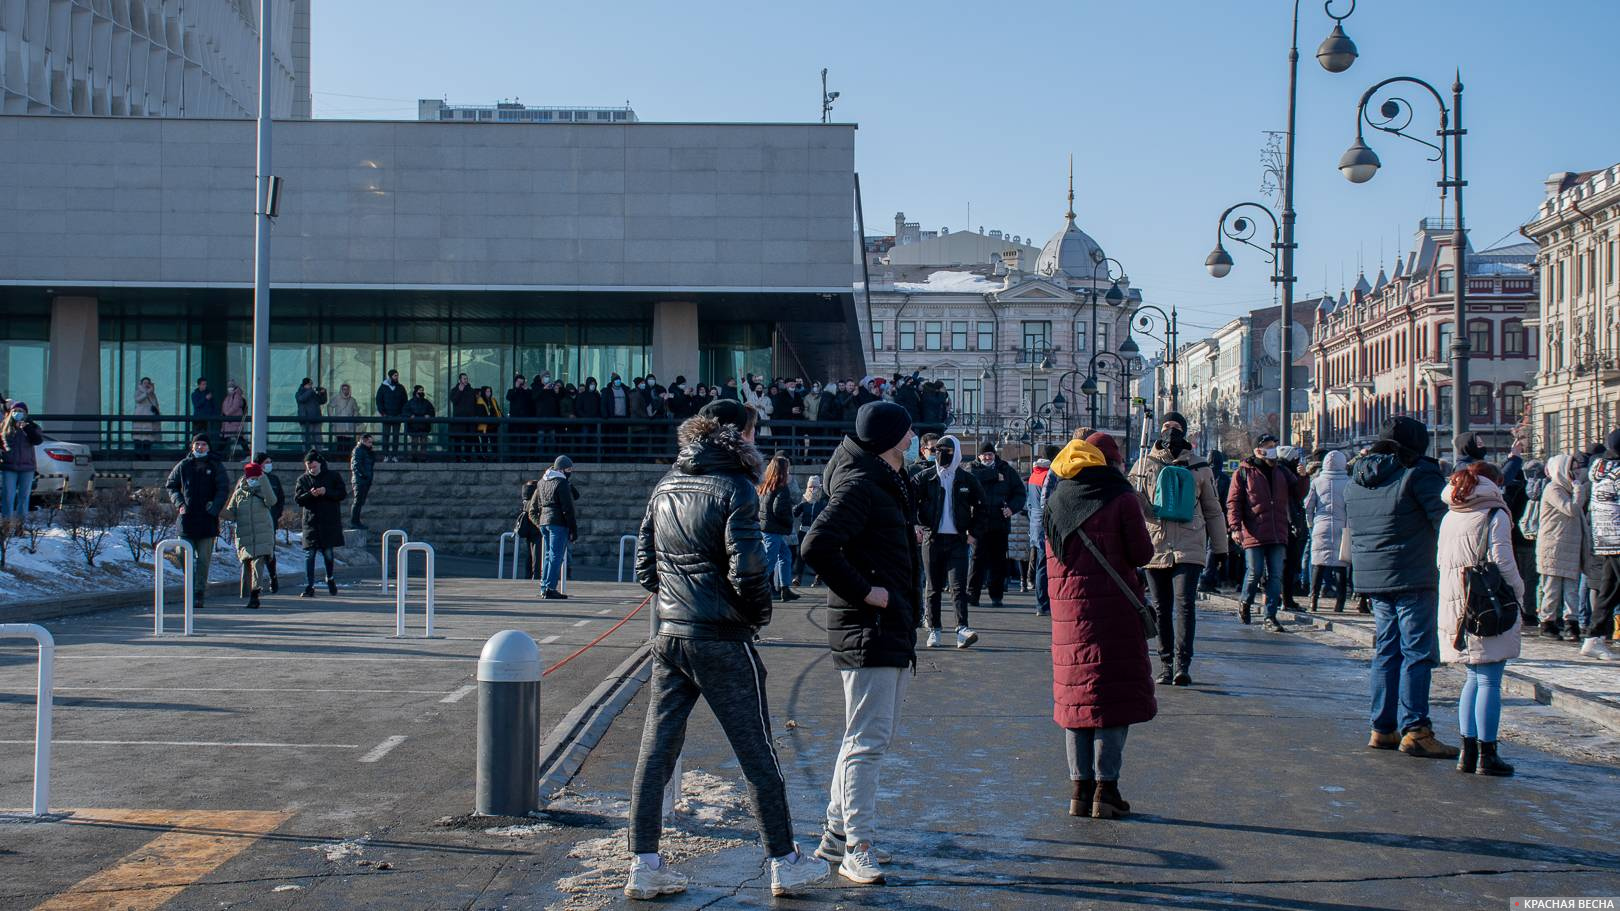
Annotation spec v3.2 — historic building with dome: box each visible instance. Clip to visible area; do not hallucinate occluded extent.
[861,174,1145,436]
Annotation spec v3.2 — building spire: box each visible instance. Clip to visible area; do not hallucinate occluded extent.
[1065,154,1076,223]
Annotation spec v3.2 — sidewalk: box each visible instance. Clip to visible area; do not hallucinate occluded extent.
[1200,590,1620,734]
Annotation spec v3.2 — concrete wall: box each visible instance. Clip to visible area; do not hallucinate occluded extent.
[0,116,857,291]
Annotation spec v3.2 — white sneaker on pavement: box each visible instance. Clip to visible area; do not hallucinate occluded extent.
[1580,637,1618,661]
[925,628,942,649]
[956,626,979,649]
[812,828,892,864]
[770,845,830,896]
[624,856,688,900]
[838,842,886,885]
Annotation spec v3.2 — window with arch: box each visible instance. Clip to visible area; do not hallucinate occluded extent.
[1469,382,1493,422]
[1468,319,1492,356]
[1502,319,1526,356]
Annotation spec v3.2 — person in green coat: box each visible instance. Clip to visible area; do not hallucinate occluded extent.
[223,461,277,609]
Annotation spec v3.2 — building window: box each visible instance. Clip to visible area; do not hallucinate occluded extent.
[977,321,994,351]
[1437,388,1453,426]
[898,321,916,351]
[1098,322,1110,352]
[1576,253,1585,297]
[1020,379,1050,412]
[1075,321,1087,353]
[1609,241,1616,285]
[1502,383,1525,423]
[1503,320,1525,356]
[959,377,981,415]
[1545,411,1562,454]
[1557,261,1565,301]
[871,321,884,352]
[1468,319,1492,356]
[924,321,942,351]
[951,321,968,351]
[1469,382,1492,422]
[1437,269,1454,294]
[1021,321,1051,361]
[1437,322,1453,362]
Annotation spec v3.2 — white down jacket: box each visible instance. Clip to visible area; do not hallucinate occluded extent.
[1438,478,1524,665]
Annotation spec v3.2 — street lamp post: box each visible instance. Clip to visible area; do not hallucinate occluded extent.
[1086,257,1129,428]
[1132,304,1180,413]
[1086,346,1140,463]
[1206,202,1294,439]
[1022,343,1055,427]
[1339,72,1468,447]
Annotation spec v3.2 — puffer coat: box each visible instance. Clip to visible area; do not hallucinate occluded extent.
[1127,445,1226,569]
[1437,478,1523,664]
[636,415,772,640]
[1536,454,1588,579]
[165,453,229,540]
[1225,456,1300,548]
[294,465,348,550]
[1590,454,1620,557]
[1344,448,1447,594]
[1304,450,1350,568]
[223,479,277,560]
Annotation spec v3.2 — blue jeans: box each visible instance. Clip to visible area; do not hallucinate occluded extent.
[1241,544,1286,619]
[1033,534,1051,614]
[1,469,33,519]
[1066,725,1129,781]
[1576,573,1594,633]
[541,524,569,592]
[763,533,793,591]
[1369,590,1440,734]
[1459,660,1506,741]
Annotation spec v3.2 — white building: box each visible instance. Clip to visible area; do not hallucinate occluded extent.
[418,99,638,124]
[0,0,310,118]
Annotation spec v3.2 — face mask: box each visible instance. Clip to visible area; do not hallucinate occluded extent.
[637,382,645,390]
[11,411,24,421]
[247,478,261,488]
[614,379,622,387]
[191,448,207,459]
[1264,448,1279,459]
[262,463,274,473]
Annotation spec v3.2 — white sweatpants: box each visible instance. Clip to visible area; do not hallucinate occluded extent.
[825,666,908,848]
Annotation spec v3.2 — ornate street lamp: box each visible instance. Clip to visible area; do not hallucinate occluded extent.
[1132,303,1180,413]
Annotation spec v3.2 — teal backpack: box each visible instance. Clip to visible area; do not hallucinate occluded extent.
[1152,463,1197,522]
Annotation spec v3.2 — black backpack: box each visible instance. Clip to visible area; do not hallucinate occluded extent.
[1456,507,1518,649]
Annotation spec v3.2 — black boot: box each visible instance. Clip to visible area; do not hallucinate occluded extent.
[1155,668,1174,685]
[1309,594,1320,613]
[1476,741,1514,777]
[780,588,801,602]
[1457,736,1478,774]
[327,576,337,596]
[246,590,261,610]
[1239,601,1253,625]
[268,569,279,595]
[1069,779,1095,817]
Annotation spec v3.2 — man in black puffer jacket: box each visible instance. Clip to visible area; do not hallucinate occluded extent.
[624,399,827,901]
[911,433,986,649]
[801,401,919,884]
[965,441,1027,607]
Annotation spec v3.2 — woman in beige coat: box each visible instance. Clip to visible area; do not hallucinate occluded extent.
[1438,461,1523,777]
[1535,454,1587,637]
[223,461,277,609]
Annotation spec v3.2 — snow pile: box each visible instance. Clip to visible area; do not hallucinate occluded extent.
[892,270,1001,293]
[306,836,368,863]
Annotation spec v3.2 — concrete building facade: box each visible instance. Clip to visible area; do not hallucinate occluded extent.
[1521,164,1620,456]
[418,99,638,124]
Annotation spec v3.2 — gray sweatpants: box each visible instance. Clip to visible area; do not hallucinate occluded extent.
[628,635,794,857]
[825,666,907,848]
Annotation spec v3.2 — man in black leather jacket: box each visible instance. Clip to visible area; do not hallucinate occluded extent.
[965,441,1027,607]
[624,399,827,901]
[911,434,986,648]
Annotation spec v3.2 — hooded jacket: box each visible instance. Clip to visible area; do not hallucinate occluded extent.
[1027,459,1052,543]
[1537,454,1589,578]
[1437,477,1523,664]
[223,478,277,560]
[528,468,579,535]
[294,459,348,550]
[913,435,986,537]
[1344,445,1447,593]
[1127,442,1227,568]
[965,454,1027,527]
[1225,456,1300,548]
[166,451,229,540]
[636,415,771,640]
[801,436,921,670]
[1303,450,1350,568]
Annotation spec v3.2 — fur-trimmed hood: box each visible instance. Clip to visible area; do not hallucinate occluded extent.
[675,414,763,480]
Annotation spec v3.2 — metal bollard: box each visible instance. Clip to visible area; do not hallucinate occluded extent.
[0,624,54,816]
[153,538,195,636]
[475,630,541,817]
[394,542,436,637]
[380,529,408,591]
[497,531,518,580]
[618,534,637,582]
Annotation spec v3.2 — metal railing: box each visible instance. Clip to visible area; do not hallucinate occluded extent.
[380,529,408,592]
[394,541,437,638]
[153,538,195,636]
[0,624,54,817]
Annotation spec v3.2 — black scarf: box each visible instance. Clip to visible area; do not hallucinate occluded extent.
[1043,465,1133,551]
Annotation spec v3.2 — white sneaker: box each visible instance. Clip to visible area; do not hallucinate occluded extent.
[812,828,893,864]
[925,628,942,648]
[1580,637,1618,661]
[624,856,688,900]
[956,626,979,649]
[770,845,830,896]
[838,842,886,885]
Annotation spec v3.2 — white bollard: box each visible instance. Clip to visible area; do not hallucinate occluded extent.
[618,534,637,583]
[153,538,195,637]
[380,529,408,591]
[0,624,54,816]
[394,541,436,637]
[497,531,517,580]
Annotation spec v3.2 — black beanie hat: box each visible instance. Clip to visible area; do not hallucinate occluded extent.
[698,398,749,430]
[1379,415,1430,457]
[1454,431,1486,460]
[979,440,997,455]
[854,401,911,453]
[1607,428,1620,459]
[304,449,325,464]
[191,433,210,445]
[1162,411,1188,431]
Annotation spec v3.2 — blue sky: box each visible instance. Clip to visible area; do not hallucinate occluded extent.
[311,0,1618,353]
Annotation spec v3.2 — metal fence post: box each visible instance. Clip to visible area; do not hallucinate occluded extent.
[475,630,541,817]
[153,538,195,637]
[618,534,637,583]
[380,529,408,591]
[497,531,516,579]
[394,541,436,637]
[0,624,54,817]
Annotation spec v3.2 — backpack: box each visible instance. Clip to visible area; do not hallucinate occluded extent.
[1457,507,1518,650]
[1152,463,1197,522]
[1517,478,1546,540]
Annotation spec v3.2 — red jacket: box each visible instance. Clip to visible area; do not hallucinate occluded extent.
[1044,489,1157,730]
[1225,457,1301,548]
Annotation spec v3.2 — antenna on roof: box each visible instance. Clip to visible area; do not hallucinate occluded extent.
[1066,154,1076,222]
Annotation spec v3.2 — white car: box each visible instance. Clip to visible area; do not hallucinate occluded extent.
[31,435,94,502]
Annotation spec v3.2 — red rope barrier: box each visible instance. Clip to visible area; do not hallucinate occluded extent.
[541,593,654,678]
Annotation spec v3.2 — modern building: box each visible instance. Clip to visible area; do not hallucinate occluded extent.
[417,99,638,124]
[0,115,861,427]
[1179,301,1316,455]
[1521,164,1620,456]
[0,0,311,118]
[1308,219,1537,457]
[862,182,1144,436]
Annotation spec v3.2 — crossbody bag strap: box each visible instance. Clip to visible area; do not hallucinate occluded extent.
[1071,524,1149,618]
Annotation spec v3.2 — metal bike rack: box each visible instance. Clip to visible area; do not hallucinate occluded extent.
[497,531,519,579]
[617,534,638,582]
[380,529,408,591]
[394,541,437,638]
[0,624,54,817]
[153,538,195,636]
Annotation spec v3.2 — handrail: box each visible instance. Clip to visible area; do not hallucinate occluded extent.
[0,624,54,817]
[394,542,437,638]
[618,534,638,583]
[497,531,519,580]
[379,529,408,591]
[153,538,195,636]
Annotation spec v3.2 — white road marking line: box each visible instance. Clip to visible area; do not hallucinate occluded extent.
[0,739,360,748]
[440,684,476,704]
[597,608,613,615]
[539,635,560,644]
[572,619,592,627]
[52,686,452,695]
[358,735,407,763]
[53,654,474,662]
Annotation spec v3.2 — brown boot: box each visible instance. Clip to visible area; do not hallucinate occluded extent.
[1069,779,1095,817]
[1367,730,1401,750]
[1399,726,1459,759]
[1091,781,1131,819]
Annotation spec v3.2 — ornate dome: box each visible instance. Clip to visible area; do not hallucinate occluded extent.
[1035,214,1108,282]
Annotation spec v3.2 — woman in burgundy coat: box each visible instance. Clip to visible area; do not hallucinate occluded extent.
[1043,431,1157,819]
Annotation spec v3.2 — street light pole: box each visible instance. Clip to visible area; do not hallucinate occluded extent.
[249,0,274,456]
[1086,257,1128,428]
[1132,303,1180,415]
